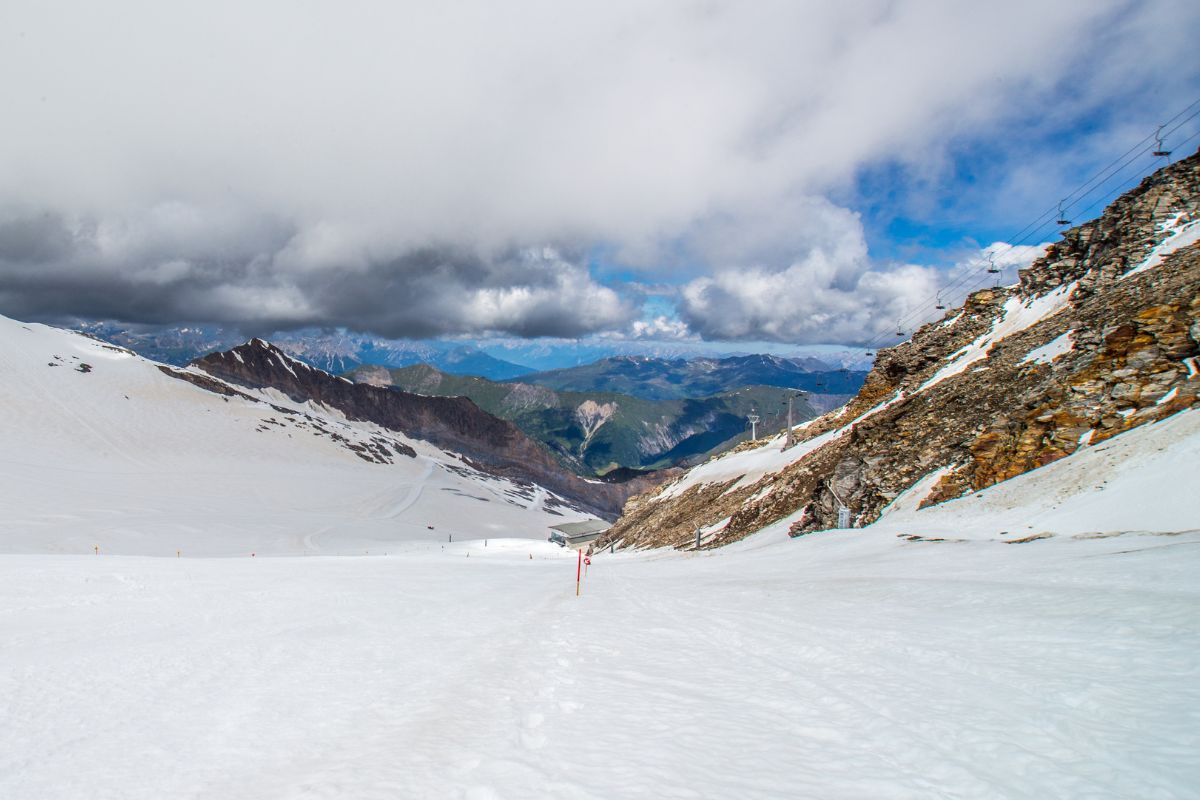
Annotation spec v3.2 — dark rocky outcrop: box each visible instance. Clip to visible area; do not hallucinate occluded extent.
[185,340,666,518]
[604,148,1200,550]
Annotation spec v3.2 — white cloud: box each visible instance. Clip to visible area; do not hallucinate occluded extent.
[0,0,1195,338]
[628,316,696,341]
[679,225,1050,344]
[457,249,632,336]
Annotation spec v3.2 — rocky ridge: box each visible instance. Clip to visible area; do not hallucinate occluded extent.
[182,340,664,518]
[603,149,1200,550]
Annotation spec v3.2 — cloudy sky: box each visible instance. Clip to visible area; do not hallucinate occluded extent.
[2,0,1198,348]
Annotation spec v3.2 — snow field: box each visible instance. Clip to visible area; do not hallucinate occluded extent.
[2,524,1198,799]
[2,409,1198,799]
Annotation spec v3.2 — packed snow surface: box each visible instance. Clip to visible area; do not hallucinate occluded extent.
[3,405,1199,797]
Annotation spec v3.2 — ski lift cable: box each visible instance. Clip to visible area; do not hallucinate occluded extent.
[1010,109,1200,245]
[863,179,1146,352]
[1059,105,1200,217]
[1010,110,1200,252]
[1057,97,1198,204]
[951,125,1198,302]
[1068,125,1200,222]
[865,123,1194,354]
[859,102,1200,351]
[992,99,1199,247]
[1055,99,1200,214]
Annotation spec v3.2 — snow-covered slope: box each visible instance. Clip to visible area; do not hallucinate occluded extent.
[1,407,1197,799]
[868,404,1200,539]
[0,315,588,555]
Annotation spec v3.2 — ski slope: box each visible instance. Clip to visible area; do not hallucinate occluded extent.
[2,364,1198,797]
[2,528,1195,800]
[0,315,588,555]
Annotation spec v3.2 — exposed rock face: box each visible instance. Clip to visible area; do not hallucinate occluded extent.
[351,365,395,387]
[186,340,662,518]
[574,399,618,454]
[604,149,1200,550]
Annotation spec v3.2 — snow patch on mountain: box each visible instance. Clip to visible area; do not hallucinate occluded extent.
[919,281,1077,393]
[1022,329,1075,365]
[1122,212,1200,280]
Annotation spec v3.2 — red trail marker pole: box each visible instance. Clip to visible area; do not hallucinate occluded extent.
[576,548,582,596]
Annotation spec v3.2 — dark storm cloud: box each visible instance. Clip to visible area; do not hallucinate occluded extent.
[301,246,636,339]
[0,212,634,337]
[0,214,78,264]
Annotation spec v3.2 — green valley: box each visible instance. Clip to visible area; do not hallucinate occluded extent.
[346,363,819,475]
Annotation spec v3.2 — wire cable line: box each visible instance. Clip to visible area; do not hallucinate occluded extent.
[857,98,1200,353]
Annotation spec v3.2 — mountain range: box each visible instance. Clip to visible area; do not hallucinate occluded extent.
[74,323,539,381]
[0,315,622,557]
[346,363,818,475]
[71,321,875,381]
[517,353,866,400]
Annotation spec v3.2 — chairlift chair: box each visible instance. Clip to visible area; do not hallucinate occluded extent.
[935,292,946,310]
[986,254,1000,275]
[1056,201,1071,226]
[1152,125,1171,158]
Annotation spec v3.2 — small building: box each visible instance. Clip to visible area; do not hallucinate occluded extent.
[548,519,610,549]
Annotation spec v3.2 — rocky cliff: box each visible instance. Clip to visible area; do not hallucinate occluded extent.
[184,341,663,518]
[604,148,1200,550]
